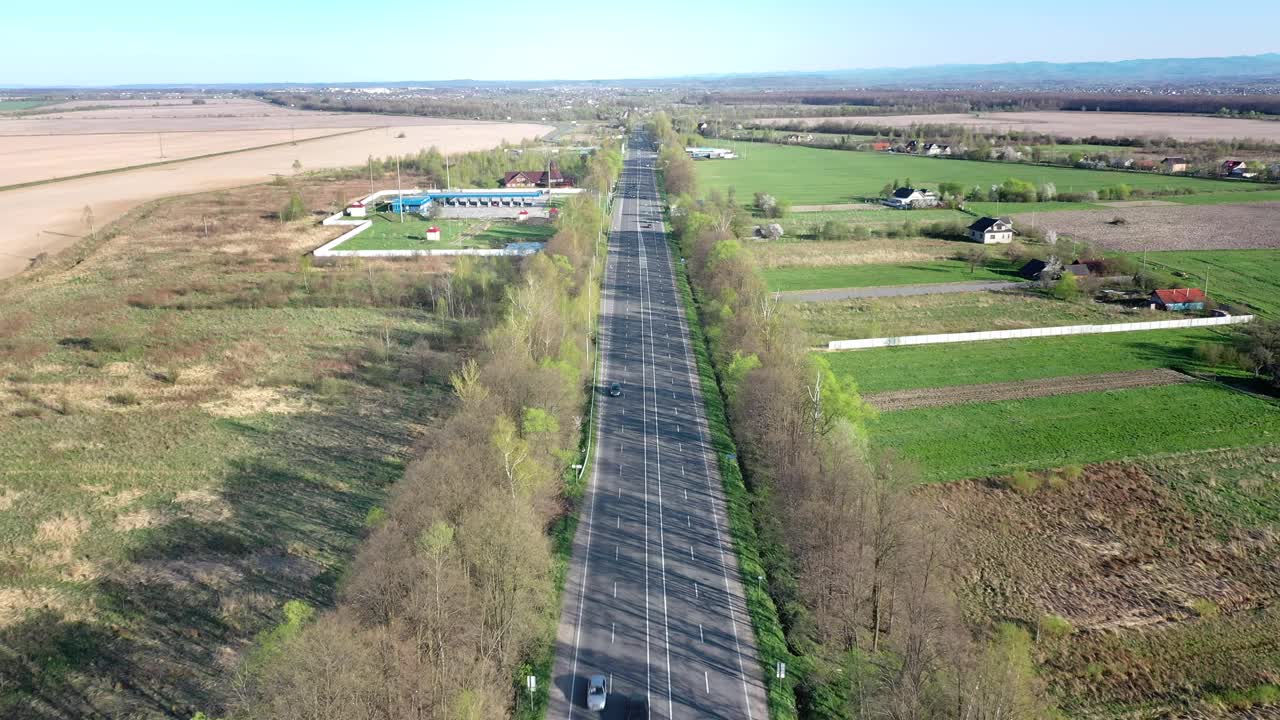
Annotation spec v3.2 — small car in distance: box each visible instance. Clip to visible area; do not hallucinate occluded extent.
[608,382,623,397]
[587,674,608,711]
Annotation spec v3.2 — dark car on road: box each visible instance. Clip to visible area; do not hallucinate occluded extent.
[608,382,622,397]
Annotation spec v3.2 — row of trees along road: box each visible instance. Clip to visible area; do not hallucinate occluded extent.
[233,143,621,720]
[650,112,1056,720]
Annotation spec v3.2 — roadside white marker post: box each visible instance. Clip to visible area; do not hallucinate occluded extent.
[526,675,536,701]
[777,662,786,679]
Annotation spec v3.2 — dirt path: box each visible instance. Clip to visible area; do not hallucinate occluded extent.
[865,368,1193,412]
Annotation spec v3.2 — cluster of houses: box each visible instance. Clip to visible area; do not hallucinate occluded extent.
[500,167,574,189]
[684,147,738,160]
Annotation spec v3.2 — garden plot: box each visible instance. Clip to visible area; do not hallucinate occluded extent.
[1019,202,1280,251]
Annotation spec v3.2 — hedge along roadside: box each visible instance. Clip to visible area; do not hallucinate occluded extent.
[657,166,799,720]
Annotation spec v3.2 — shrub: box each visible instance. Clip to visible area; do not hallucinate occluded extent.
[1052,272,1082,301]
[280,191,307,222]
[1008,470,1040,494]
[363,507,387,528]
[1189,598,1220,619]
[1038,614,1074,640]
[107,391,141,406]
[816,220,849,241]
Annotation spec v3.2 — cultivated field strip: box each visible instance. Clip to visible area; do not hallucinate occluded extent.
[865,368,1194,412]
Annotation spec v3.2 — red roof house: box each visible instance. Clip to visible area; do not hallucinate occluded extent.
[1151,288,1207,311]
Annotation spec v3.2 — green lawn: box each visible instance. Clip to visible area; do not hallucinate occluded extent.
[872,382,1280,482]
[765,258,1019,292]
[694,141,1255,206]
[1166,189,1280,205]
[1141,249,1280,317]
[826,327,1236,394]
[333,215,555,251]
[0,100,50,112]
[967,200,1108,215]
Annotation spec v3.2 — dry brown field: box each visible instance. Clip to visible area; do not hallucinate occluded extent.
[935,449,1280,716]
[0,128,358,186]
[750,236,958,268]
[1014,201,1280,251]
[865,368,1191,411]
[0,109,551,279]
[757,111,1280,142]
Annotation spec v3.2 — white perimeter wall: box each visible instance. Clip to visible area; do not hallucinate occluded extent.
[826,315,1255,351]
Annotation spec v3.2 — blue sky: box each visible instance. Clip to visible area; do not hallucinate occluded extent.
[3,0,1277,85]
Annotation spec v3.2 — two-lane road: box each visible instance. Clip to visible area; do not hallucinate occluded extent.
[548,132,769,719]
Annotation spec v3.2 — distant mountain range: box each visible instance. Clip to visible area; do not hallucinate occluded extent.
[5,53,1280,91]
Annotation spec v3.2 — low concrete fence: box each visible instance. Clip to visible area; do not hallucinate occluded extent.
[826,314,1255,351]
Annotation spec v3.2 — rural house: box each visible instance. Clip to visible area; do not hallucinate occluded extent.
[1018,258,1091,283]
[882,187,939,209]
[501,168,572,188]
[1150,288,1207,312]
[967,216,1014,244]
[1220,159,1254,178]
[871,141,892,151]
[1162,157,1188,173]
[923,142,952,156]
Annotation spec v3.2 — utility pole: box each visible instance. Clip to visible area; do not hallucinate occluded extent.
[445,153,451,189]
[396,155,403,224]
[158,133,165,159]
[369,158,374,196]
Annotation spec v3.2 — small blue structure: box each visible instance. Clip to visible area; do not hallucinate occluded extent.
[386,190,545,214]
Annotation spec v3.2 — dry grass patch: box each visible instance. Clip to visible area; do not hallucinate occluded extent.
[751,236,957,268]
[0,488,22,511]
[201,386,310,418]
[35,513,91,547]
[0,587,67,629]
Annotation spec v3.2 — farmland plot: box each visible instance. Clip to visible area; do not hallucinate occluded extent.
[1020,202,1280,252]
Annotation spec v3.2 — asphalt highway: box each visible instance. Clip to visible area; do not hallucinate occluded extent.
[547,131,769,719]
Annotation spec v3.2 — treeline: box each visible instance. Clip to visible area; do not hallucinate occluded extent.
[326,144,613,194]
[253,91,627,123]
[698,90,1280,116]
[231,147,621,719]
[652,112,1054,719]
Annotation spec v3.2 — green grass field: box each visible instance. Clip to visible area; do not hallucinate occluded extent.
[333,215,555,251]
[826,327,1235,394]
[1140,249,1280,317]
[694,141,1254,206]
[0,100,50,112]
[1165,189,1280,205]
[967,200,1108,215]
[764,258,1019,292]
[872,382,1280,482]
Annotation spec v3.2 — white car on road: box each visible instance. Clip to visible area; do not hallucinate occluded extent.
[587,674,608,711]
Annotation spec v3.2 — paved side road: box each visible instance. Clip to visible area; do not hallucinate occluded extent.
[547,131,769,719]
[776,279,1026,303]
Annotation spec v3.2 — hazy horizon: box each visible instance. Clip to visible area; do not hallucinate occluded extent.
[5,0,1279,86]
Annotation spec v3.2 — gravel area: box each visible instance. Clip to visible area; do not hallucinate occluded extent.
[1015,202,1280,251]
